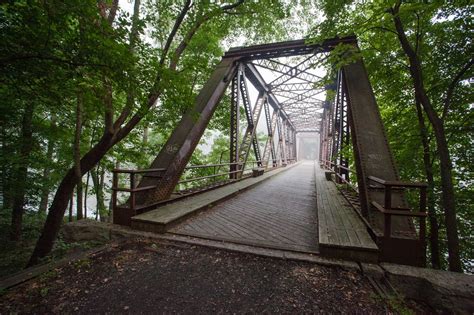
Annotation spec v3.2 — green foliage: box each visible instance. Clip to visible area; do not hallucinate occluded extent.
[310,1,473,270]
[0,208,44,277]
[372,292,414,315]
[0,0,297,222]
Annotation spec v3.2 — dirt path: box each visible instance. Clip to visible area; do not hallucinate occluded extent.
[0,239,411,314]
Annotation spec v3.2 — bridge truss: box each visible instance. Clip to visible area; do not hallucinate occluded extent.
[112,36,428,267]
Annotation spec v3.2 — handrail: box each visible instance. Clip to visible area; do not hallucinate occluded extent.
[371,201,426,242]
[368,175,427,246]
[367,176,427,212]
[178,170,240,184]
[112,185,156,193]
[112,168,166,174]
[368,176,427,188]
[371,201,427,217]
[184,162,241,170]
[321,159,357,192]
[112,159,293,220]
[321,159,354,173]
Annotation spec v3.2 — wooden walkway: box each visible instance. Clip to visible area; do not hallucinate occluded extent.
[133,161,379,261]
[315,165,378,262]
[170,161,319,253]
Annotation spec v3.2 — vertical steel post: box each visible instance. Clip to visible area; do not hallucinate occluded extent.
[112,171,118,215]
[229,67,241,179]
[130,173,136,215]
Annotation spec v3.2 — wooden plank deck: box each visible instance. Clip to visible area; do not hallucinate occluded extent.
[131,164,297,233]
[132,161,379,262]
[170,161,319,253]
[315,164,378,262]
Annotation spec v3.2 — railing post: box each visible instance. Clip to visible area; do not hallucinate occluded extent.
[112,171,118,214]
[419,186,426,213]
[419,186,427,264]
[384,185,392,209]
[384,213,392,238]
[130,173,136,215]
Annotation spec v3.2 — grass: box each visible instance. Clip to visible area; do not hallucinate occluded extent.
[371,292,415,315]
[0,208,108,279]
[0,208,44,278]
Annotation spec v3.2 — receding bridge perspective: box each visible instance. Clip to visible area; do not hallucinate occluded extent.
[112,36,428,267]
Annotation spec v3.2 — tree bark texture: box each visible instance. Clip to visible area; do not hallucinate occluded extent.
[10,104,35,241]
[39,115,57,214]
[415,99,440,269]
[28,0,241,266]
[392,2,462,272]
[74,91,84,220]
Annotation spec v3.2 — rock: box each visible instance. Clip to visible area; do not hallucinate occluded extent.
[381,263,474,314]
[61,220,111,243]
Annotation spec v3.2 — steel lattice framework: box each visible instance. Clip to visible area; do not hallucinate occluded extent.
[112,36,428,268]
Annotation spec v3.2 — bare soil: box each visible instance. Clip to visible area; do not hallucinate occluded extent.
[0,239,424,314]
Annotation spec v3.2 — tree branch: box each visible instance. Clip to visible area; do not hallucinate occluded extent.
[113,0,142,131]
[169,0,245,70]
[414,11,421,56]
[107,0,119,25]
[441,58,473,121]
[159,0,193,66]
[220,0,245,11]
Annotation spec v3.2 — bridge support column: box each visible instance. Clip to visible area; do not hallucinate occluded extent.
[229,66,241,180]
[132,58,238,206]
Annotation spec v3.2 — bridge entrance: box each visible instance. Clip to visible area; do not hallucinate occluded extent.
[112,36,428,267]
[171,161,319,253]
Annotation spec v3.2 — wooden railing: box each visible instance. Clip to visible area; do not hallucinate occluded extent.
[367,176,427,240]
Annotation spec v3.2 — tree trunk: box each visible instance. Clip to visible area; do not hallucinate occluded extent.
[69,194,73,222]
[28,0,211,266]
[28,130,117,266]
[1,126,13,210]
[143,125,148,144]
[392,3,462,272]
[84,171,90,219]
[74,92,83,220]
[39,115,57,215]
[91,166,106,221]
[415,99,441,269]
[10,104,35,241]
[108,160,119,220]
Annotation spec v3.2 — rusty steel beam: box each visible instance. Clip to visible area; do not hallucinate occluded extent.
[134,58,238,205]
[252,59,320,84]
[229,69,241,179]
[280,89,326,107]
[270,82,317,92]
[243,63,295,129]
[224,36,357,60]
[238,92,266,174]
[342,60,413,236]
[272,87,325,103]
[269,54,320,87]
[262,106,278,168]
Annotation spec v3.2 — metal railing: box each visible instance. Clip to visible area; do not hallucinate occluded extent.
[177,162,242,188]
[367,176,427,240]
[321,159,357,192]
[112,161,288,212]
[112,168,166,215]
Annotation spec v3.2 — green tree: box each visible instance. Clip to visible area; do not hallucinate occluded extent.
[309,1,472,271]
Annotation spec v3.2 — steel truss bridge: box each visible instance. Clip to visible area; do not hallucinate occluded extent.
[112,36,428,267]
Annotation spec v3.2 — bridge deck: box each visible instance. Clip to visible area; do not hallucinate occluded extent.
[315,165,378,261]
[133,161,378,261]
[170,161,319,253]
